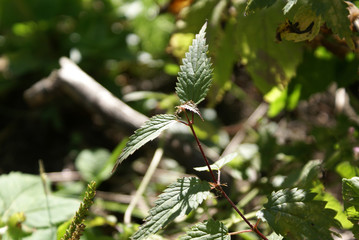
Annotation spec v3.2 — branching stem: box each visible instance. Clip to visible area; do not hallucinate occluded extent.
[181,110,268,240]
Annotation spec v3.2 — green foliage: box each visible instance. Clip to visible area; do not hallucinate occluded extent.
[175,22,213,105]
[342,177,359,237]
[311,0,353,48]
[258,188,340,240]
[245,0,277,15]
[113,114,178,171]
[0,172,80,239]
[75,149,112,183]
[180,219,230,240]
[132,177,211,240]
[236,2,303,94]
[343,178,359,238]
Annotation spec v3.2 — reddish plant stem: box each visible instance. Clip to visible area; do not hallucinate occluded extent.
[184,112,217,183]
[183,111,268,240]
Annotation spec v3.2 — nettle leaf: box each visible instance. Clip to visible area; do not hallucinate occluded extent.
[175,22,213,105]
[194,152,239,172]
[245,0,277,15]
[342,177,359,238]
[132,177,211,240]
[112,114,177,172]
[311,0,354,48]
[180,219,230,240]
[343,177,359,220]
[176,100,203,121]
[258,188,340,240]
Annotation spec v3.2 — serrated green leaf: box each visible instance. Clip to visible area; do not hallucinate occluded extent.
[245,0,277,15]
[343,177,359,238]
[180,219,230,240]
[175,22,213,104]
[194,152,239,172]
[258,188,340,240]
[132,177,211,240]
[311,0,354,48]
[343,177,359,221]
[312,183,353,229]
[176,100,203,121]
[280,159,321,188]
[113,114,177,172]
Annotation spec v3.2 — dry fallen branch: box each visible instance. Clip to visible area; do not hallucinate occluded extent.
[24,57,230,183]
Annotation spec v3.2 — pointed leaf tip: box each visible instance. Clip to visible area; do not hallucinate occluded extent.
[175,22,213,105]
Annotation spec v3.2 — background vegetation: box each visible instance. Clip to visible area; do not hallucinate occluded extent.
[1,0,359,239]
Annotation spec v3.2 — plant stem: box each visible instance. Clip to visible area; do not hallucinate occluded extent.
[184,112,217,184]
[184,114,268,240]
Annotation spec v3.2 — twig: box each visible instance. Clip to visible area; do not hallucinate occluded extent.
[124,144,164,224]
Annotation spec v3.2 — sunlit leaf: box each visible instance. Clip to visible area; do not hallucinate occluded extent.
[132,177,211,240]
[180,219,230,240]
[175,22,213,104]
[0,172,80,239]
[112,114,177,172]
[343,177,359,238]
[258,188,340,239]
[267,232,284,240]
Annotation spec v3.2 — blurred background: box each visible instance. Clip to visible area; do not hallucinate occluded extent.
[1,0,359,239]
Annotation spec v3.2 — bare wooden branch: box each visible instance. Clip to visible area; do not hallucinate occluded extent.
[24,57,231,184]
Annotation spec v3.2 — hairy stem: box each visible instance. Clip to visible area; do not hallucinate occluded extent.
[184,114,268,240]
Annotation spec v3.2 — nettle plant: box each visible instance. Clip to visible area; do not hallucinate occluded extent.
[112,23,356,240]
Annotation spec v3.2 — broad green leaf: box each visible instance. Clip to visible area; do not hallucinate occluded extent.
[0,172,80,237]
[194,152,239,172]
[336,161,359,179]
[343,177,359,238]
[212,17,237,99]
[236,2,303,94]
[245,0,277,15]
[311,0,354,49]
[258,188,340,240]
[312,183,353,229]
[176,100,203,121]
[280,159,321,188]
[132,177,211,240]
[175,22,213,104]
[180,219,230,240]
[113,114,177,172]
[76,148,112,183]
